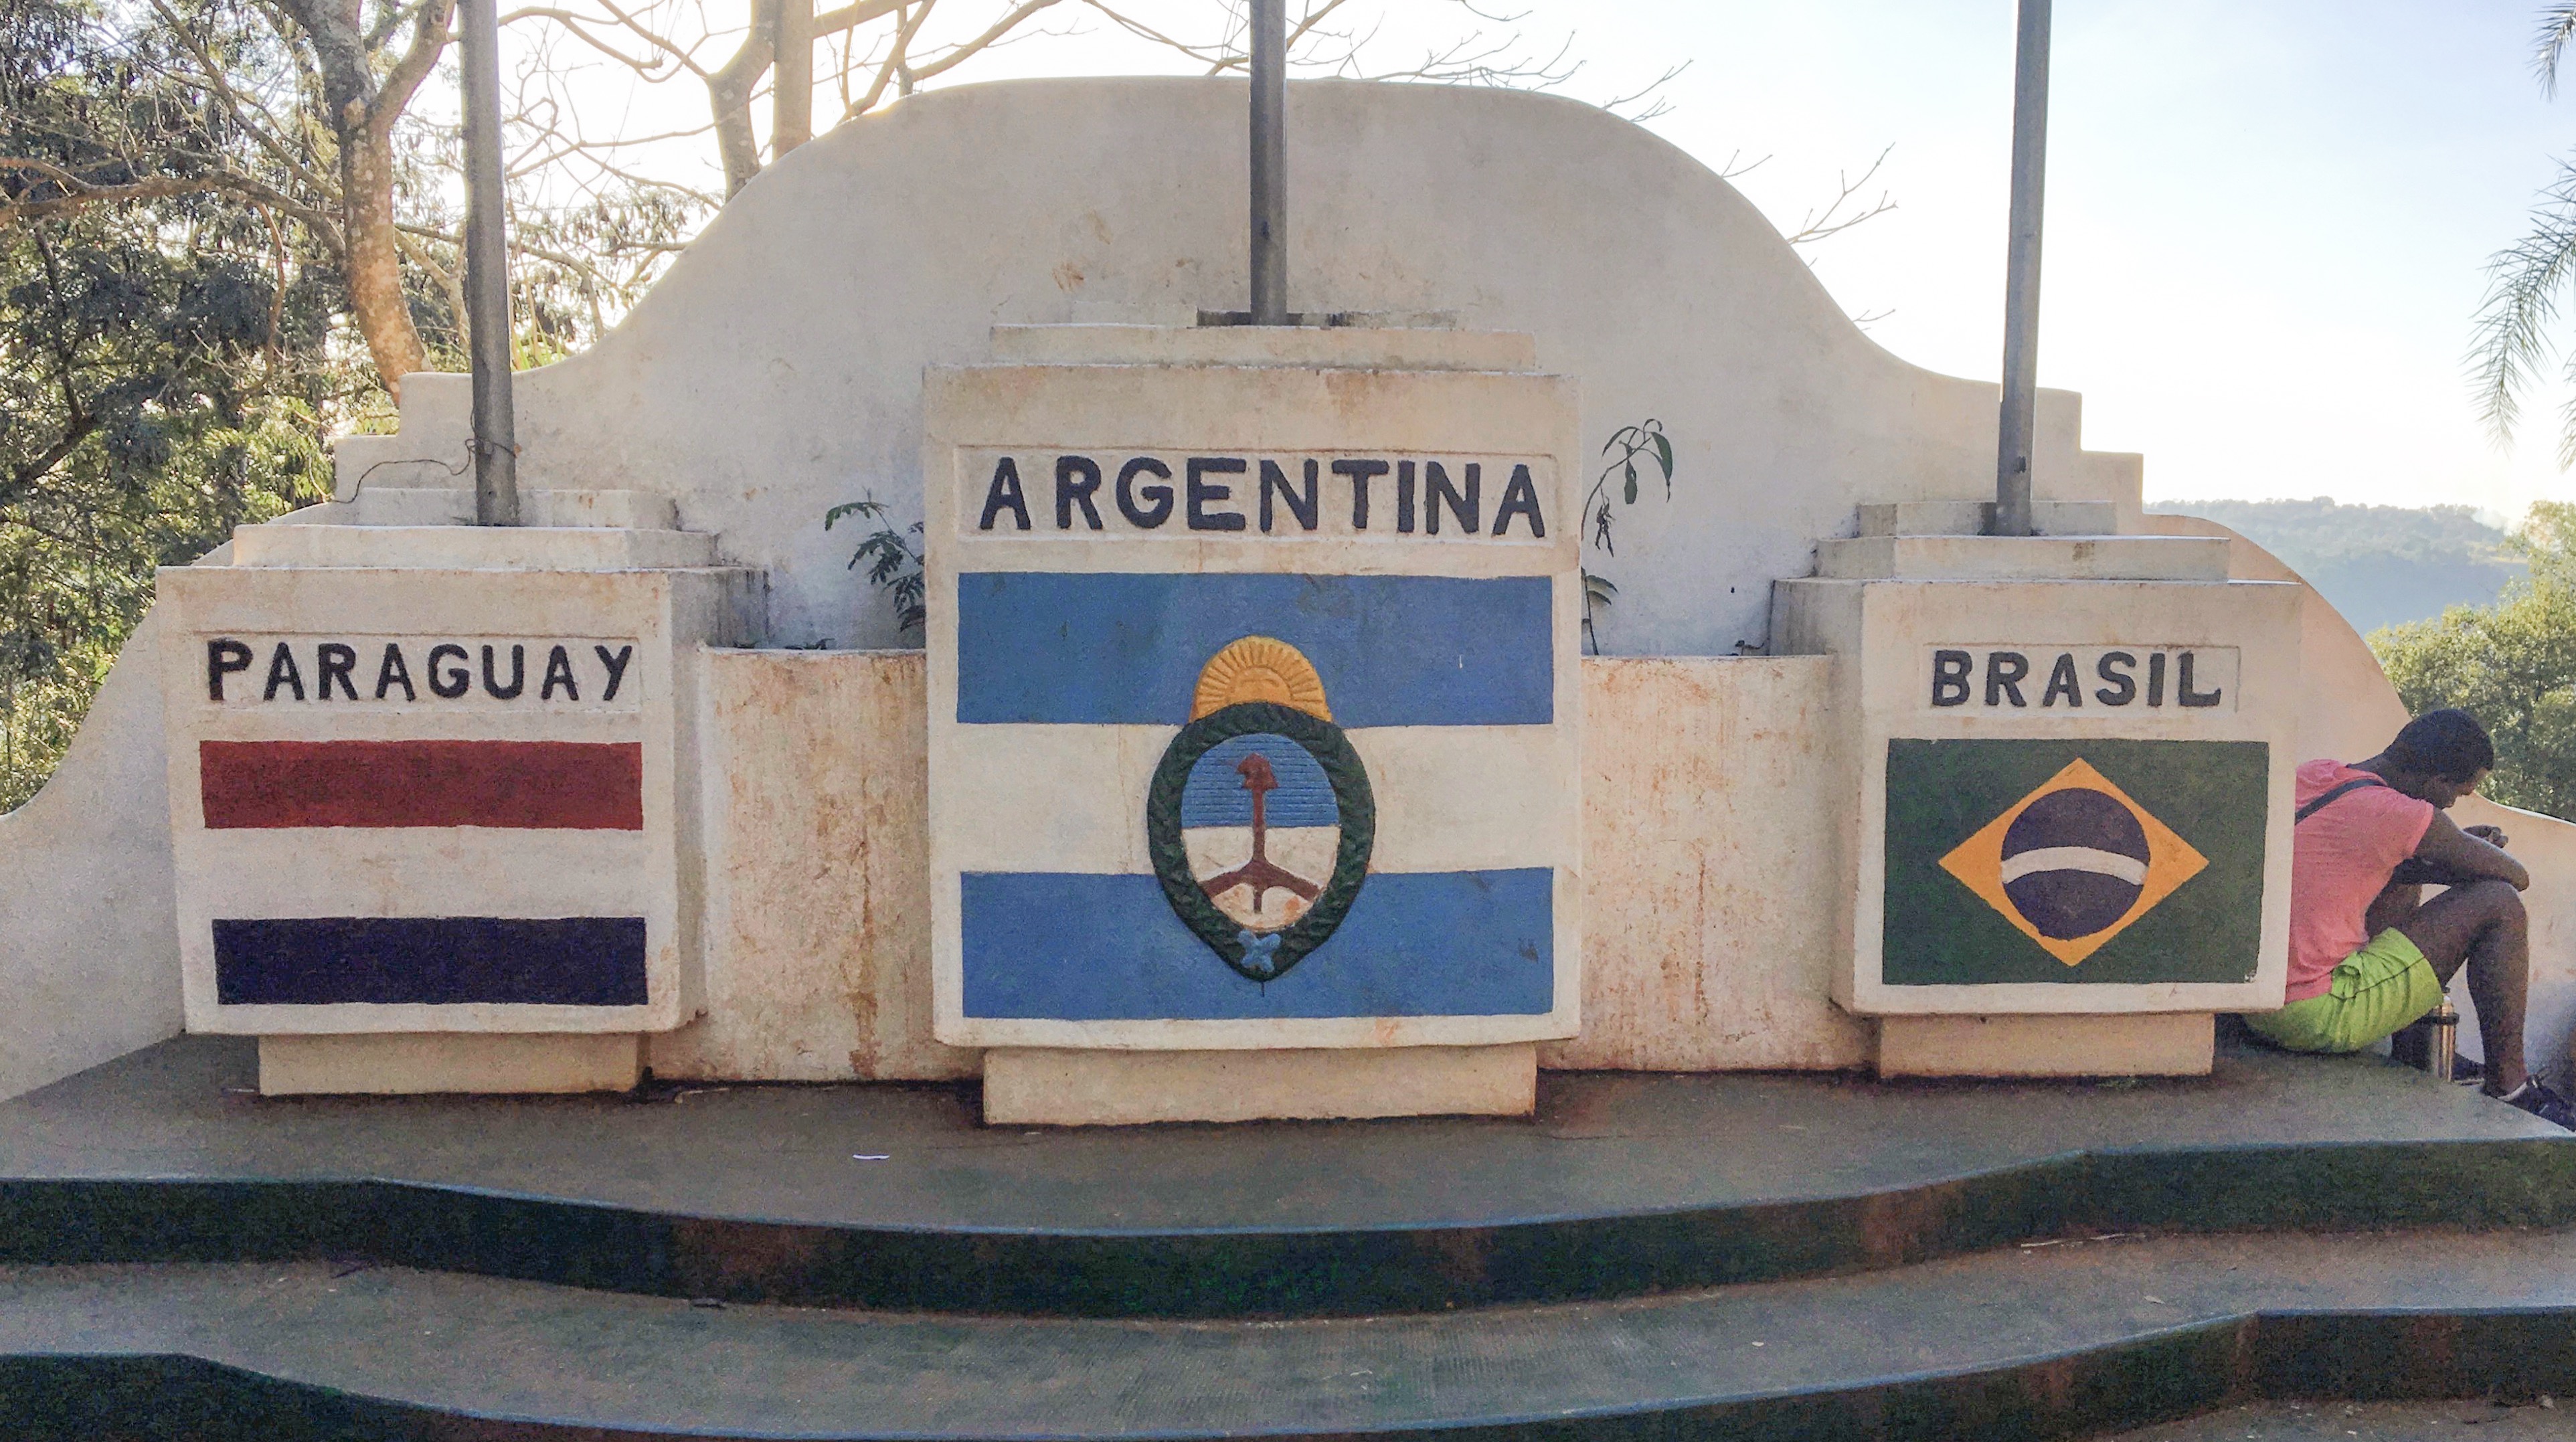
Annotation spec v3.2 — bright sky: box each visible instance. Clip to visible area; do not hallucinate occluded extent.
[495,0,2576,519]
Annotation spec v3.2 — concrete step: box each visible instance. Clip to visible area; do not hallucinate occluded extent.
[1814,533,2235,581]
[1855,499,2120,537]
[228,521,717,570]
[2099,1398,2573,1441]
[4,1229,2575,1440]
[3,1037,2567,1319]
[334,486,682,529]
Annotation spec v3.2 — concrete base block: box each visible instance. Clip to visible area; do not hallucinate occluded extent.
[1875,1014,2214,1079]
[982,1045,1537,1125]
[258,1033,642,1095]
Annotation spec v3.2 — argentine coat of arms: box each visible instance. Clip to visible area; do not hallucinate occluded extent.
[1146,637,1374,982]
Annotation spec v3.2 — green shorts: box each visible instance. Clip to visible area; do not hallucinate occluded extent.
[2243,928,2444,1055]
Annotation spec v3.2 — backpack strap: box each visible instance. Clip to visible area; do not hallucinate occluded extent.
[2296,774,2388,824]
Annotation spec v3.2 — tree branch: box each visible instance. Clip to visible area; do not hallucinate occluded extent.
[846,0,932,115]
[0,160,338,241]
[371,0,458,126]
[810,0,903,40]
[906,0,1061,83]
[1780,144,1897,248]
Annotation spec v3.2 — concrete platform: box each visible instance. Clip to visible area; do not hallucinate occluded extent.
[2106,1399,2574,1441]
[0,1035,2565,1318]
[3,1229,2575,1441]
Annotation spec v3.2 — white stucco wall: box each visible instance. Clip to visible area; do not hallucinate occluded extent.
[0,610,182,1097]
[332,78,2142,657]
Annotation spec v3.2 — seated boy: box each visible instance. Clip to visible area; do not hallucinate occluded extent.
[2245,708,2571,1127]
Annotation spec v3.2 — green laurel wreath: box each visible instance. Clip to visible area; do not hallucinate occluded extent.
[1144,700,1375,982]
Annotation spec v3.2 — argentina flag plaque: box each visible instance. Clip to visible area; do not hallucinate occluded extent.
[923,338,1582,1051]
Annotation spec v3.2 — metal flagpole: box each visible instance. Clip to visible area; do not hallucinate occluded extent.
[460,0,520,525]
[1248,0,1288,325]
[1992,0,2049,538]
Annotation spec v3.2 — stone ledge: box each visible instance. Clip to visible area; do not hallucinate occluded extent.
[1814,533,2234,581]
[984,323,1538,371]
[1875,1012,2215,1078]
[259,1032,641,1096]
[981,1044,1537,1125]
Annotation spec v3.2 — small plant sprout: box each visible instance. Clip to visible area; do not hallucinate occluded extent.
[825,494,926,636]
[1581,419,1677,653]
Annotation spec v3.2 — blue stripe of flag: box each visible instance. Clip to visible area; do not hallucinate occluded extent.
[960,869,1554,1019]
[954,572,1554,727]
[213,916,648,1006]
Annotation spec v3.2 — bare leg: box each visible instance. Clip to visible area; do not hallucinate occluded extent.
[2397,880,2530,1094]
[2363,880,2421,939]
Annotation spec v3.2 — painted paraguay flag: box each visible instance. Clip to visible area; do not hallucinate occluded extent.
[933,567,1581,1049]
[195,736,651,1008]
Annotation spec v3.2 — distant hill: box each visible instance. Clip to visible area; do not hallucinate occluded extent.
[2151,498,2524,636]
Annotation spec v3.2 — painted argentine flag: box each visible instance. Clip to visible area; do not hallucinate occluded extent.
[936,569,1577,1046]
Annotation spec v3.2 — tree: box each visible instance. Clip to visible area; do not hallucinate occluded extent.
[502,0,1651,201]
[2,0,456,394]
[1,0,348,806]
[4,0,701,398]
[2375,501,2576,820]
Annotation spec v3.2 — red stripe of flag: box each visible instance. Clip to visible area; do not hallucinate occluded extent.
[201,740,643,830]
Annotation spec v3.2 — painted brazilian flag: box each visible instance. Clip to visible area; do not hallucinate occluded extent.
[1882,738,2268,986]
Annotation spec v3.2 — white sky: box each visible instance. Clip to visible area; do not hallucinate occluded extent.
[489,0,2576,518]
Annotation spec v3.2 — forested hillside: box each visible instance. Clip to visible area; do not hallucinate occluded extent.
[2153,499,2523,635]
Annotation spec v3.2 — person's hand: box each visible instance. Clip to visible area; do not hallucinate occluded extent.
[2467,824,2511,849]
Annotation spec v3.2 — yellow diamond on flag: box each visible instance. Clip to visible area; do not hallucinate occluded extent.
[1937,758,2208,967]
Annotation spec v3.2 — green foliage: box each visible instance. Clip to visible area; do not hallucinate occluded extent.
[2472,8,2576,466]
[825,495,924,637]
[0,0,703,808]
[2374,502,2576,820]
[1,0,353,808]
[1580,419,1675,654]
[2156,497,2523,635]
[1585,419,1673,555]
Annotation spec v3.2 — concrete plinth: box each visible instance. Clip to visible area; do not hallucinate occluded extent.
[1874,1013,2214,1078]
[258,1032,641,1095]
[981,1045,1537,1125]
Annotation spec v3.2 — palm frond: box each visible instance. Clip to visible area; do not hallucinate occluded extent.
[2469,160,2576,452]
[2540,2,2576,96]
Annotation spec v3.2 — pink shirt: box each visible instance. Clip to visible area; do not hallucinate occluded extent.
[2285,759,2435,1002]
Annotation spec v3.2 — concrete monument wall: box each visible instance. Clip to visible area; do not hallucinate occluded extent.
[1,76,2572,1095]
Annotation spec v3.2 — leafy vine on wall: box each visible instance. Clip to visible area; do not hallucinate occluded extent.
[1582,419,1677,653]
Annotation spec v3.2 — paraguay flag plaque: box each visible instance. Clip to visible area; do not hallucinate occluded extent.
[924,344,1582,1050]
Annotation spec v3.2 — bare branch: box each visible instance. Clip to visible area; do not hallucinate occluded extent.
[143,0,343,199]
[0,158,339,240]
[1780,144,1897,248]
[363,0,435,53]
[371,0,458,126]
[846,0,932,118]
[1602,59,1685,122]
[504,0,714,80]
[811,0,904,41]
[905,0,1059,84]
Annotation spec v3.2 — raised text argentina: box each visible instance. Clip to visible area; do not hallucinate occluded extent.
[958,452,1555,540]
